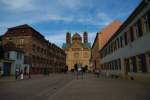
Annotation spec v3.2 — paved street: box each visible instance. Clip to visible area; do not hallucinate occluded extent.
[0,74,73,100]
[0,73,150,100]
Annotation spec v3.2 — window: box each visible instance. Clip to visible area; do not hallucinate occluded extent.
[130,27,134,42]
[83,52,88,58]
[110,62,112,70]
[131,56,137,73]
[108,45,111,54]
[120,36,123,48]
[74,52,79,58]
[19,38,24,45]
[110,44,112,53]
[137,54,147,73]
[108,62,110,70]
[112,42,115,51]
[117,38,120,49]
[17,52,22,60]
[143,14,150,33]
[116,60,118,70]
[112,61,114,70]
[137,20,143,37]
[5,52,10,59]
[114,40,117,50]
[134,24,139,39]
[124,32,128,45]
[148,10,150,32]
[124,58,130,73]
[127,30,131,44]
[118,59,121,70]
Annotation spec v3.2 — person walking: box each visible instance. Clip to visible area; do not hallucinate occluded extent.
[20,70,24,80]
[77,66,82,79]
[81,67,85,79]
[15,68,19,80]
[96,69,100,78]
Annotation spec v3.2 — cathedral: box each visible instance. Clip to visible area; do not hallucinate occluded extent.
[62,32,91,71]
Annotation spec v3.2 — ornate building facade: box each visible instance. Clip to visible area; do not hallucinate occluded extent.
[2,24,66,74]
[62,32,91,70]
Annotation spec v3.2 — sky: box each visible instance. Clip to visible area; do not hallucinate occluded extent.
[0,0,141,47]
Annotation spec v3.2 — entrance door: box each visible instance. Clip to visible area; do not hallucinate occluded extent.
[3,62,11,76]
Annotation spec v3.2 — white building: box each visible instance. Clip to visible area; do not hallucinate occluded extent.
[1,42,29,76]
[99,0,150,81]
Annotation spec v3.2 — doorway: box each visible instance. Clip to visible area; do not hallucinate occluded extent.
[3,62,11,76]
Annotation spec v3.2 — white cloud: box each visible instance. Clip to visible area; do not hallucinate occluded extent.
[45,32,66,47]
[0,0,113,46]
[0,0,113,30]
[0,0,34,11]
[58,0,81,10]
[94,12,113,26]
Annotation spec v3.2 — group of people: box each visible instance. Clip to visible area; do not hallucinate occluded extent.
[73,64,88,79]
[15,68,31,80]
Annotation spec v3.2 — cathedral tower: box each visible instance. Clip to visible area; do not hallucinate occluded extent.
[83,32,88,43]
[66,32,71,47]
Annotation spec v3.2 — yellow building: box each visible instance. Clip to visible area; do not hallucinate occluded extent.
[62,32,91,71]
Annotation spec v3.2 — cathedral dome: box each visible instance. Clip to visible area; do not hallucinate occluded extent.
[72,33,82,43]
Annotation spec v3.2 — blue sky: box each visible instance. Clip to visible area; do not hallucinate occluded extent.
[0,0,141,47]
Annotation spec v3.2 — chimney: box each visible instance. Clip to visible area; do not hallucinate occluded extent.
[66,32,71,47]
[83,32,88,43]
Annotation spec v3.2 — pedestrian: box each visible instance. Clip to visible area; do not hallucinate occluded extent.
[20,70,24,80]
[96,69,100,78]
[15,68,19,79]
[77,66,81,79]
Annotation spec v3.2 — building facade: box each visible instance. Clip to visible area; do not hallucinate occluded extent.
[0,35,3,59]
[0,41,26,76]
[62,32,91,70]
[100,0,150,80]
[91,32,101,70]
[3,43,25,76]
[91,21,121,70]
[0,35,4,76]
[2,24,66,74]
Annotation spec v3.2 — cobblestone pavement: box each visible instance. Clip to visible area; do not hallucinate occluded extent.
[0,74,73,100]
[49,74,150,100]
[0,73,150,100]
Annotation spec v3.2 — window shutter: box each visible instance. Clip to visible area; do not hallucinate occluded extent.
[130,27,134,42]
[137,19,143,37]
